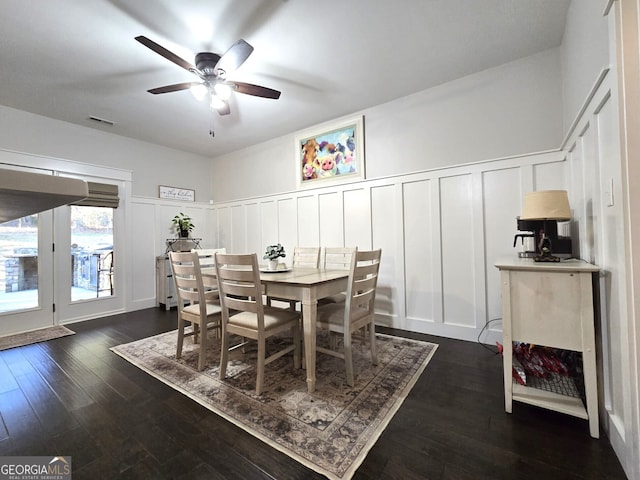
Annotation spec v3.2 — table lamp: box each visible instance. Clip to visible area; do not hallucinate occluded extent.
[520,190,572,262]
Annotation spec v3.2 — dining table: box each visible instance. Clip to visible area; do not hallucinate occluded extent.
[258,266,349,393]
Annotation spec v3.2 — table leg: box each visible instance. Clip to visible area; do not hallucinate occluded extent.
[301,292,317,393]
[501,272,513,413]
[581,274,599,438]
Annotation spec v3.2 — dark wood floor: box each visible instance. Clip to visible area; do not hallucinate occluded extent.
[0,308,628,479]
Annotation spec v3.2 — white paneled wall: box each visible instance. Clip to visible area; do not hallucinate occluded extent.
[319,192,344,247]
[371,185,400,321]
[208,150,566,344]
[403,179,435,331]
[562,69,633,471]
[440,174,476,330]
[128,197,220,310]
[297,195,319,245]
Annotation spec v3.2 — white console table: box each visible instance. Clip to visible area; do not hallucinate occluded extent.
[495,258,600,438]
[156,255,176,310]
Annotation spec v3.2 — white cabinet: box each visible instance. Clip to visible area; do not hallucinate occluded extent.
[156,256,176,310]
[495,258,600,438]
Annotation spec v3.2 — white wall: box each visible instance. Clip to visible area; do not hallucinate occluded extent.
[0,105,215,201]
[208,150,566,345]
[563,66,634,474]
[212,49,564,202]
[560,0,610,132]
[561,1,638,478]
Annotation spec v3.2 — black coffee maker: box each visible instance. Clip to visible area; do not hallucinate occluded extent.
[514,217,572,260]
[513,218,537,258]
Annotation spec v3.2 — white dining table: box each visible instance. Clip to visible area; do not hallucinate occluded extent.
[258,267,349,393]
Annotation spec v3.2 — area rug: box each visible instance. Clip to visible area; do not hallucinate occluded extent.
[0,325,75,351]
[111,329,437,480]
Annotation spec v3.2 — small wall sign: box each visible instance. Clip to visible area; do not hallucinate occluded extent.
[159,185,195,202]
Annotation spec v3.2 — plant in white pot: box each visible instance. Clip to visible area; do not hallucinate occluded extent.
[172,212,195,238]
[263,244,286,270]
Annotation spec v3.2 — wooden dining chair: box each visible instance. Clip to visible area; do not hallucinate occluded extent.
[292,246,321,268]
[192,248,226,283]
[215,252,301,395]
[266,246,320,309]
[319,246,356,305]
[169,251,222,371]
[315,248,382,386]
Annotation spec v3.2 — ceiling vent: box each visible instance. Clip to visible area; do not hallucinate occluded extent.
[88,116,115,126]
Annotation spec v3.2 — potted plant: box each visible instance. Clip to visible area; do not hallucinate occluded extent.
[263,243,286,270]
[172,212,195,238]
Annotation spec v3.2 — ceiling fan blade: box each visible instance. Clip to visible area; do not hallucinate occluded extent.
[214,39,254,76]
[215,101,231,116]
[135,35,197,72]
[147,82,200,94]
[231,81,281,99]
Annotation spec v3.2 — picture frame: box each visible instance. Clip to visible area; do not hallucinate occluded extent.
[295,115,365,189]
[158,185,195,202]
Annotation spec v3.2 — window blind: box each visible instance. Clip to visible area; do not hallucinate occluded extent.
[71,182,119,208]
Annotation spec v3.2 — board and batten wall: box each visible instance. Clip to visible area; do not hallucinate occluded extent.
[205,149,566,344]
[561,60,636,476]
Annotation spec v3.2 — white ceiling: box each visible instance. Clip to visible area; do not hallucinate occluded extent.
[0,0,571,159]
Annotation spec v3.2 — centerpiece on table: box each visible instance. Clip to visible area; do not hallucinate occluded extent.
[263,244,286,270]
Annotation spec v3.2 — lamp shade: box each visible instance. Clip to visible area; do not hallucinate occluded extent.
[520,190,571,221]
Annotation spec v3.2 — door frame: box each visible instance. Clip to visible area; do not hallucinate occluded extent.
[1,152,131,332]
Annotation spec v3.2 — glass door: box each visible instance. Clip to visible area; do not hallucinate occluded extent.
[53,197,123,323]
[0,211,54,336]
[69,205,114,302]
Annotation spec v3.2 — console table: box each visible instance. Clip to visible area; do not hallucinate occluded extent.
[156,255,176,310]
[495,258,600,438]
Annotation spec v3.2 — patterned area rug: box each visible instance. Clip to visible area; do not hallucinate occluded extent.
[0,325,75,351]
[111,329,437,480]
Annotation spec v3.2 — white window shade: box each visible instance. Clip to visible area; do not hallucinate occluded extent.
[71,182,119,208]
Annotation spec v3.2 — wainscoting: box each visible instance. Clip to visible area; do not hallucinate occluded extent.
[204,150,567,345]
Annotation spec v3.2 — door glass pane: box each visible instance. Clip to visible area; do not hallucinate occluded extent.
[70,206,114,301]
[0,215,39,313]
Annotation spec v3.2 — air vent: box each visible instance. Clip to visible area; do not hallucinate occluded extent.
[88,116,115,126]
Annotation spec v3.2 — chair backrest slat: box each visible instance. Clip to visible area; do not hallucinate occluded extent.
[344,248,382,322]
[292,247,321,268]
[169,251,211,316]
[193,248,226,290]
[215,252,265,327]
[323,247,356,270]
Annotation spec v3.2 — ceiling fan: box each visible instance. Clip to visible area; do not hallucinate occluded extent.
[135,35,281,118]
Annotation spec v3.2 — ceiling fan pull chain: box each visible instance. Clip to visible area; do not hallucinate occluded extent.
[209,115,215,138]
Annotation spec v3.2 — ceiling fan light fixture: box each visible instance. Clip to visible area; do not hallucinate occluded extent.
[214,83,232,100]
[210,94,226,111]
[190,84,208,101]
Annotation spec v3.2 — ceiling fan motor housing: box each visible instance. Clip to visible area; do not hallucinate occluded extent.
[196,52,222,76]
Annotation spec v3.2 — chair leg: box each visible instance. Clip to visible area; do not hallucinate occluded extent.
[176,318,185,359]
[193,323,200,344]
[329,331,338,351]
[292,324,301,370]
[219,328,229,380]
[256,337,266,395]
[344,332,354,386]
[300,320,306,370]
[369,322,378,365]
[197,321,207,371]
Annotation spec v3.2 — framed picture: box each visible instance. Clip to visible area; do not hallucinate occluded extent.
[295,115,365,189]
[159,185,195,202]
